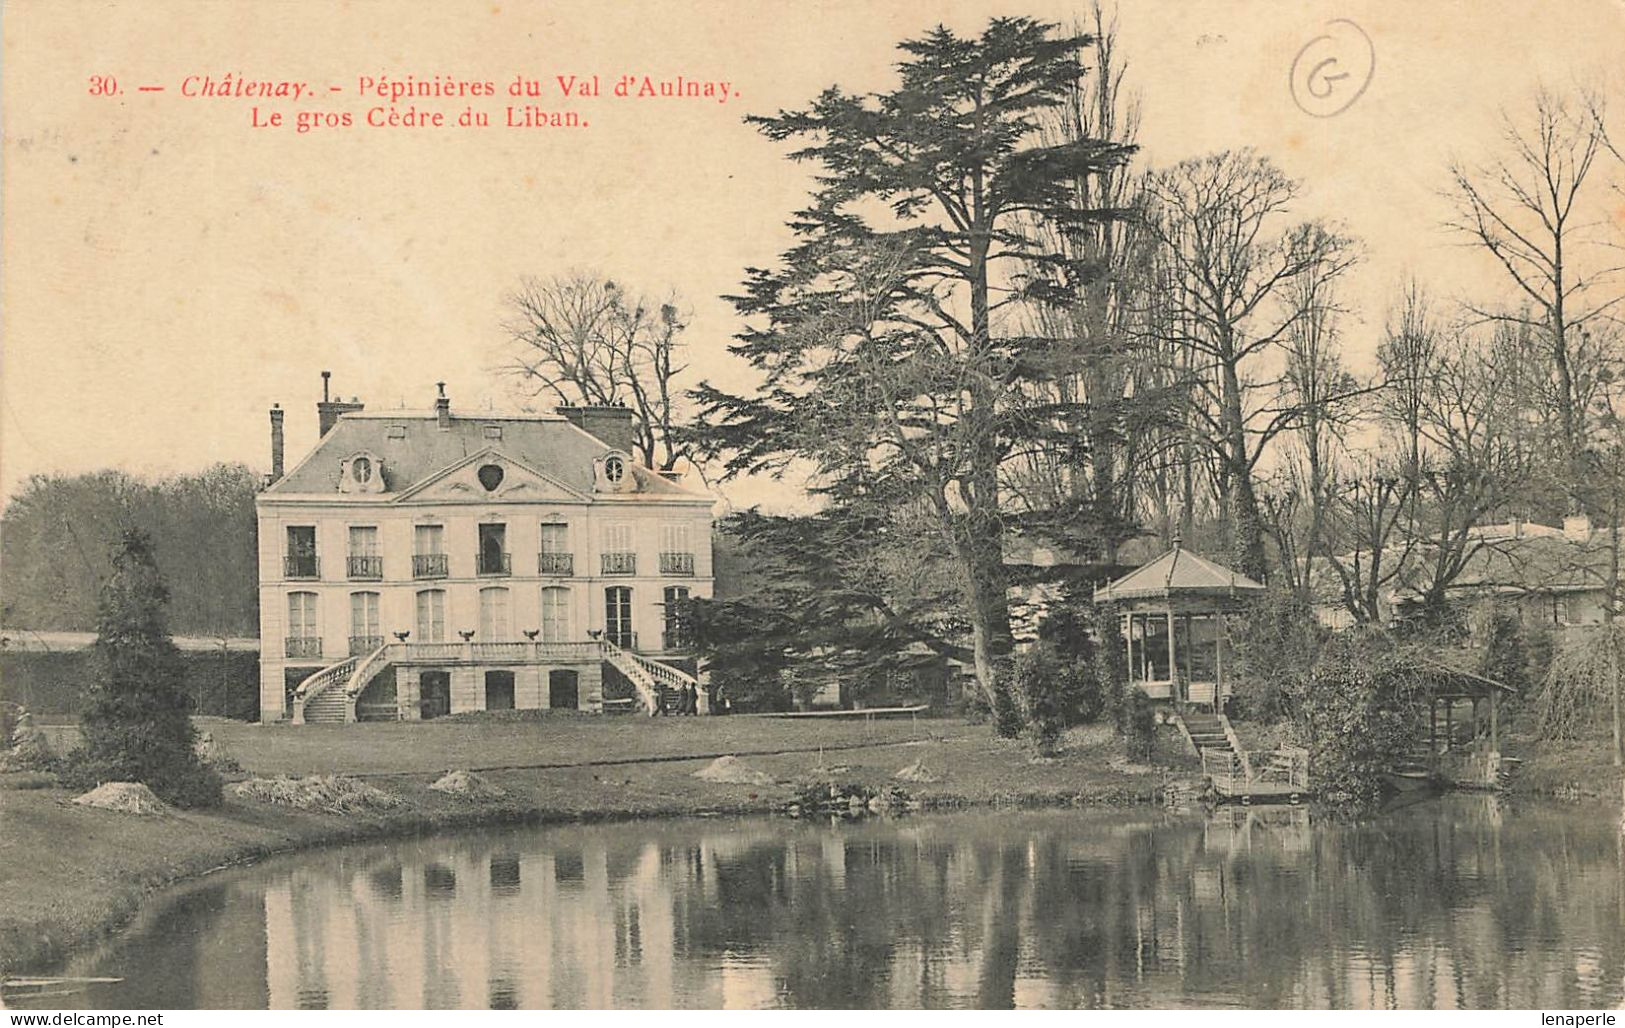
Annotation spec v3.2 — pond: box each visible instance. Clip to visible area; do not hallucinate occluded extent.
[9,796,1624,1009]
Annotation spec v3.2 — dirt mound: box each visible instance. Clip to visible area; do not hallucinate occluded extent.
[232,775,405,814]
[72,782,168,815]
[693,755,775,786]
[429,770,507,800]
[894,758,939,783]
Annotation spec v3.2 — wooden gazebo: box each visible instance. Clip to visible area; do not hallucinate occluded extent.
[1095,542,1265,710]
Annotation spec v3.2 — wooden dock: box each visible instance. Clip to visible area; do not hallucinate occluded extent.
[1202,746,1311,803]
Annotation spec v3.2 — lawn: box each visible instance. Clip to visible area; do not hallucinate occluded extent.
[203,712,950,776]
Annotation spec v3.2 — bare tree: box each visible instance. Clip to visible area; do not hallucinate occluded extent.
[1141,150,1358,578]
[501,271,690,470]
[1402,331,1531,623]
[1266,258,1361,598]
[1445,87,1623,474]
[1324,459,1414,625]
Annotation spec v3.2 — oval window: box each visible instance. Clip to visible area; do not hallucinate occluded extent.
[604,455,625,485]
[477,464,505,491]
[351,457,372,483]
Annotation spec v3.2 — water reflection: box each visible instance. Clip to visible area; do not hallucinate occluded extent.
[15,796,1625,1009]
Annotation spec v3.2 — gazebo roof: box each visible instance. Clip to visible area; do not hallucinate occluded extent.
[1094,544,1266,603]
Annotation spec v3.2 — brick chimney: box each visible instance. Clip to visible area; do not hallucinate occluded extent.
[557,403,636,454]
[435,382,451,430]
[269,404,285,481]
[316,370,364,436]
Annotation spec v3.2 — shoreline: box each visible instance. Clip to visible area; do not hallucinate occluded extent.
[5,716,1618,981]
[0,778,1163,978]
[0,718,1176,977]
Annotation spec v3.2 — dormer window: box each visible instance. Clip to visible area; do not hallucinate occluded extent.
[595,451,635,493]
[483,424,503,440]
[338,451,386,494]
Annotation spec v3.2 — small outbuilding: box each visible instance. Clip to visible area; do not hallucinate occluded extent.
[1094,541,1266,711]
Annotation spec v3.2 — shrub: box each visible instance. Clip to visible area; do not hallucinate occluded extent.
[1004,645,1068,755]
[1532,625,1620,740]
[1089,602,1128,724]
[1288,632,1430,801]
[1227,588,1325,721]
[1120,690,1156,763]
[1035,598,1106,723]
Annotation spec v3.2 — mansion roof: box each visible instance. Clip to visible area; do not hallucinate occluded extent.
[262,410,704,502]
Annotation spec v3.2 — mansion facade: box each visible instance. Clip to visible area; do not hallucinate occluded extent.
[256,377,713,723]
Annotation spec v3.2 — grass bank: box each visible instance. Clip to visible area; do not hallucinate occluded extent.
[1500,726,1625,800]
[0,715,1191,975]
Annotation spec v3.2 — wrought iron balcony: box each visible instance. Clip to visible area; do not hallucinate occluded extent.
[659,551,696,576]
[661,629,692,652]
[476,551,512,576]
[285,636,323,659]
[349,634,385,655]
[538,551,575,576]
[603,628,638,650]
[412,553,448,579]
[602,552,637,575]
[284,555,320,579]
[347,554,383,580]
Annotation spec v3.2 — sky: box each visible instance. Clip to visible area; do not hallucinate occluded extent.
[3,0,1623,512]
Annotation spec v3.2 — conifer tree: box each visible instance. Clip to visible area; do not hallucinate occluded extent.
[74,528,221,807]
[693,17,1133,722]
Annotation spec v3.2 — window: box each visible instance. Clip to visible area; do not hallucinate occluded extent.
[413,524,447,579]
[483,424,503,440]
[602,522,635,575]
[663,585,690,650]
[288,592,319,636]
[604,454,625,484]
[540,587,571,643]
[287,591,320,658]
[659,523,694,575]
[348,526,381,579]
[415,524,445,554]
[351,456,374,484]
[350,592,381,654]
[416,589,447,642]
[478,464,505,491]
[387,424,407,440]
[660,523,690,553]
[479,587,511,640]
[539,521,573,575]
[478,523,510,575]
[285,526,318,578]
[605,586,633,648]
[540,522,569,553]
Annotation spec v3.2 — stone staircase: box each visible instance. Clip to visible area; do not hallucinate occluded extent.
[600,638,699,715]
[292,643,391,724]
[300,682,352,723]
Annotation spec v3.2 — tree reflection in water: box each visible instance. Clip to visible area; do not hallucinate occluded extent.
[19,796,1625,1009]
